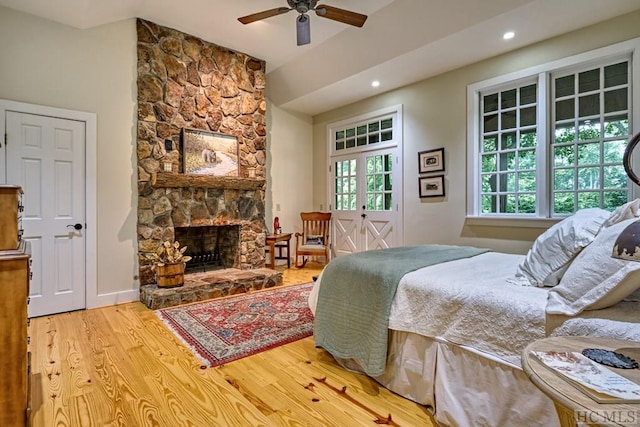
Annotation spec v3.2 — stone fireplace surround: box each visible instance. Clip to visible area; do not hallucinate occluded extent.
[137,175,282,310]
[135,20,282,309]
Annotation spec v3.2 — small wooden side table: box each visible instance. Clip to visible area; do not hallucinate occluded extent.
[522,336,640,427]
[265,233,292,269]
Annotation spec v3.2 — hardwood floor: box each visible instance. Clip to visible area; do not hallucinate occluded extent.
[28,261,436,426]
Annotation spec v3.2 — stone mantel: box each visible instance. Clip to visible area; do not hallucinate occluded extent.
[151,172,266,191]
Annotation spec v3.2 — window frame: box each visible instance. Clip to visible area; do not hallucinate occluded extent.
[466,37,640,226]
[327,104,403,212]
[550,60,631,215]
[478,76,546,217]
[328,105,401,157]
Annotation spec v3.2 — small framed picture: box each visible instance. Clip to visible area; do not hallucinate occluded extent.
[418,148,445,174]
[419,175,445,198]
[182,128,239,176]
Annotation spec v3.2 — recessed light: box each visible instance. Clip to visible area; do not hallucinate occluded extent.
[503,31,515,40]
[371,80,380,88]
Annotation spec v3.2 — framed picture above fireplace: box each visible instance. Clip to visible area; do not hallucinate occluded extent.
[182,128,239,176]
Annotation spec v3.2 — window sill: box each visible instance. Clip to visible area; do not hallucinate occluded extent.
[465,216,561,229]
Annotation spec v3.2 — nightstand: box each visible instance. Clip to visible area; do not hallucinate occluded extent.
[522,336,640,427]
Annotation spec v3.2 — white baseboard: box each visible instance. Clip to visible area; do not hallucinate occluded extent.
[87,289,140,309]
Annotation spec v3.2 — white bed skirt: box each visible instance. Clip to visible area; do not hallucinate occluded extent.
[373,330,560,427]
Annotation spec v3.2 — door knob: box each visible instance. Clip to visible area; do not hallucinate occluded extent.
[361,213,367,218]
[67,223,83,230]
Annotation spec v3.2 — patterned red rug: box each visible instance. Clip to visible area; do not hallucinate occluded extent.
[156,282,315,368]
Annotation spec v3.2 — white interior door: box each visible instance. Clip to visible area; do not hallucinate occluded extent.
[331,148,400,256]
[6,111,86,318]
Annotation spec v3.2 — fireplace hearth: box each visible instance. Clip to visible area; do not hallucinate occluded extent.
[140,267,282,309]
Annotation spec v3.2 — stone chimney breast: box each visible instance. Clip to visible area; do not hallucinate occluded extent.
[136,19,268,287]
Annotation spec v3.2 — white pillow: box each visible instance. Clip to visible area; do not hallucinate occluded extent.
[601,198,640,228]
[514,208,611,287]
[546,218,640,316]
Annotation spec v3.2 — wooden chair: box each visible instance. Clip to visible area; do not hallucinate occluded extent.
[294,212,331,268]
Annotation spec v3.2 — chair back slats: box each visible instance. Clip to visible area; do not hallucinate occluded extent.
[295,211,331,268]
[300,212,331,242]
[304,220,323,239]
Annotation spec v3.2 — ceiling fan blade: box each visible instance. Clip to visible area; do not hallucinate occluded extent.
[296,14,311,46]
[315,4,367,27]
[238,7,291,25]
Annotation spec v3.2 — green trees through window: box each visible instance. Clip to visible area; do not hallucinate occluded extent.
[366,154,392,211]
[479,58,630,217]
[551,61,629,214]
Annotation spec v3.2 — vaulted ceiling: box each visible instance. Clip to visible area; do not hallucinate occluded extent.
[2,0,640,115]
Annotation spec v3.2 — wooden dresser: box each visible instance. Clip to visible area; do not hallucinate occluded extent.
[0,185,31,426]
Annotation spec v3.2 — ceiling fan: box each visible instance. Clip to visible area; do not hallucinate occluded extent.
[238,0,367,46]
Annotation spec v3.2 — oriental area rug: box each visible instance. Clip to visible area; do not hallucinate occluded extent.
[156,282,315,368]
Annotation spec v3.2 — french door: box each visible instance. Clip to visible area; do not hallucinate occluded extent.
[331,147,400,257]
[329,106,403,257]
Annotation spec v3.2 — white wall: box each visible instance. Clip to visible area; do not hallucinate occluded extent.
[0,6,315,302]
[0,7,139,302]
[312,10,640,255]
[265,102,314,242]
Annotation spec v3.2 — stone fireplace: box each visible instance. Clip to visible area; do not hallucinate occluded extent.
[135,19,281,309]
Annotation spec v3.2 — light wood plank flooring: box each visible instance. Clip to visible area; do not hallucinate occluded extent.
[28,261,436,426]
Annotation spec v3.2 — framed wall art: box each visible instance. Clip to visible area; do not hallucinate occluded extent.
[418,147,445,174]
[182,128,239,176]
[419,175,445,198]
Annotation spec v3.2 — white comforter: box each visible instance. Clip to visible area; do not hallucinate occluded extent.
[309,250,640,368]
[388,252,548,366]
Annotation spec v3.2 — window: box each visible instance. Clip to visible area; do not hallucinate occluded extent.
[551,62,629,214]
[480,83,538,214]
[334,117,394,152]
[468,39,638,219]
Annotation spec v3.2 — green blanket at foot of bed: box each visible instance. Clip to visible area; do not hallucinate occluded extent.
[313,244,491,377]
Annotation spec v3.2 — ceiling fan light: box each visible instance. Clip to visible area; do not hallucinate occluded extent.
[296,14,311,45]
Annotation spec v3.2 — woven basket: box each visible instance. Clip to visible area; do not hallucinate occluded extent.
[156,263,185,288]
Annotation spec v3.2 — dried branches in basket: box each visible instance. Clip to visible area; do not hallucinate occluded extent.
[145,240,192,266]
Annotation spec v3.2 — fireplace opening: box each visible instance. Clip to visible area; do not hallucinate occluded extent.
[175,225,240,274]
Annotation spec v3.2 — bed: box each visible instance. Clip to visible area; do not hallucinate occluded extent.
[308,205,640,427]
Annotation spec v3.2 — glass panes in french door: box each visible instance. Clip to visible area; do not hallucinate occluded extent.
[332,149,397,257]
